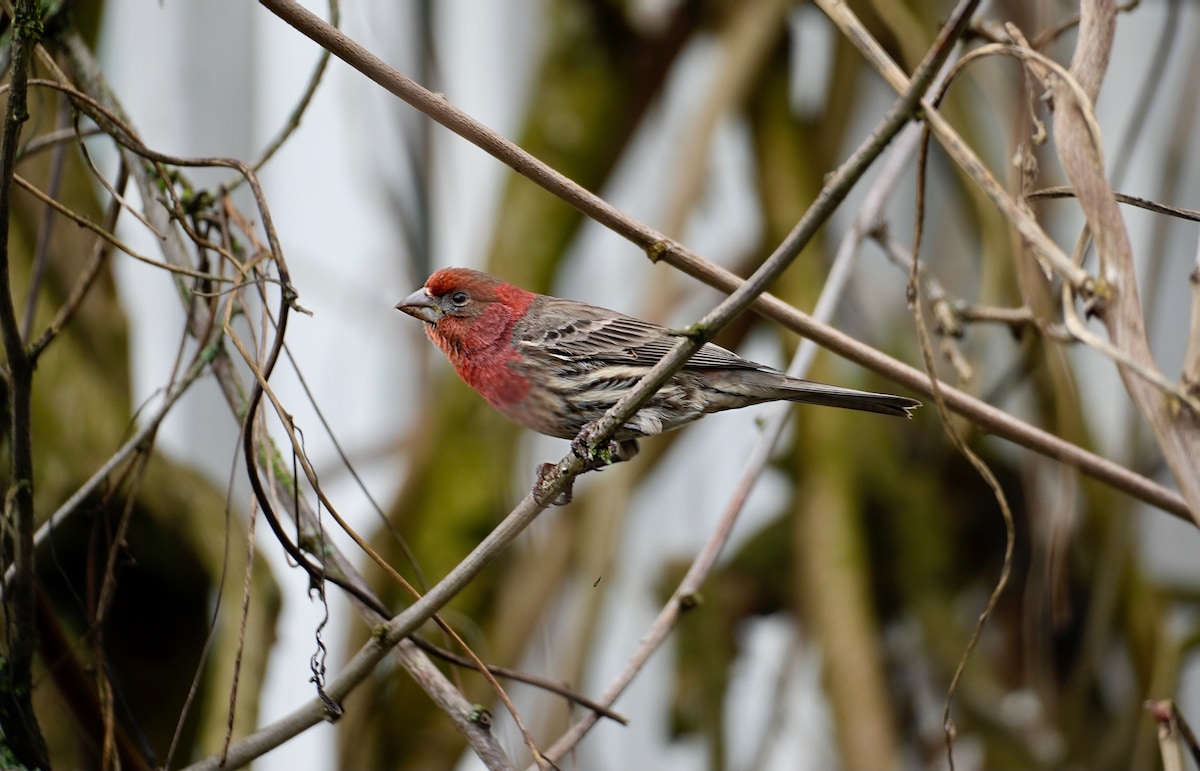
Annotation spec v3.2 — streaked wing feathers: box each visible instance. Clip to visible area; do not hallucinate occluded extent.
[515,298,764,371]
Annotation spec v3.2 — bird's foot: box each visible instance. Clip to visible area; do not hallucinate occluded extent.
[535,438,641,506]
[570,434,640,472]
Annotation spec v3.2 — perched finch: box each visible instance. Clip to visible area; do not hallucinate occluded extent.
[397,268,919,489]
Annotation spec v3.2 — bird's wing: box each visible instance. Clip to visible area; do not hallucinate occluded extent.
[514,297,765,370]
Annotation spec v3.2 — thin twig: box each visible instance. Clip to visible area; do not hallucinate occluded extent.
[1026,185,1200,223]
[409,637,628,725]
[13,171,234,283]
[16,123,103,158]
[910,82,1014,771]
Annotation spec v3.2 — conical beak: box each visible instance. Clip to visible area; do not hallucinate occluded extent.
[395,287,442,324]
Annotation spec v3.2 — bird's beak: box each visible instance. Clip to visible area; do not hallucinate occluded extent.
[395,288,442,324]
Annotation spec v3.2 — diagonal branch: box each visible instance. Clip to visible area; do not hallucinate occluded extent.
[257,0,1188,522]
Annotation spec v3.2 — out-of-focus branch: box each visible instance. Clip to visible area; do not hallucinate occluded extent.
[813,0,1195,521]
[26,161,129,361]
[660,0,791,240]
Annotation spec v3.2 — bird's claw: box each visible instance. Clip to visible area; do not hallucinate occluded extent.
[569,433,592,462]
[534,462,573,506]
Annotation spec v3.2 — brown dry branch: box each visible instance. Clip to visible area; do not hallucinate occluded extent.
[1027,186,1200,223]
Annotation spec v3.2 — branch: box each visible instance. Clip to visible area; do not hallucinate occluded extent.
[1021,0,1200,521]
[811,0,1195,521]
[541,104,934,768]
[0,0,50,765]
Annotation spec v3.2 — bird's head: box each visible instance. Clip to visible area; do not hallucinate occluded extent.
[395,268,502,326]
[396,268,536,354]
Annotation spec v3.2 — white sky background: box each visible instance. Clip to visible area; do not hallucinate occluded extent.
[95,1,1200,770]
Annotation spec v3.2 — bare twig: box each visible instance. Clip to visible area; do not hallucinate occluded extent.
[816,0,1091,290]
[1025,186,1200,223]
[909,89,1014,771]
[409,637,628,725]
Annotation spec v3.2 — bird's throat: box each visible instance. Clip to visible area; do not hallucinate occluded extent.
[433,306,531,410]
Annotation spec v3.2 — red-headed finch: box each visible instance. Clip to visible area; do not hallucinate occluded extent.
[397,268,919,500]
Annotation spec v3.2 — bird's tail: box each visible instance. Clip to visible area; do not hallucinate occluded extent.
[716,369,921,418]
[776,380,921,417]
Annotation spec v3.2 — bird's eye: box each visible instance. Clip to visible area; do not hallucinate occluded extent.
[450,291,469,306]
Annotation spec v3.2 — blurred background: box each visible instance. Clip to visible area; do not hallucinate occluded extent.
[12,0,1200,769]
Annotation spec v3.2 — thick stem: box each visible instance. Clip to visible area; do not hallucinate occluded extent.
[0,1,49,767]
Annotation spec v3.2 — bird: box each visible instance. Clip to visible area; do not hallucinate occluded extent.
[396,267,919,502]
